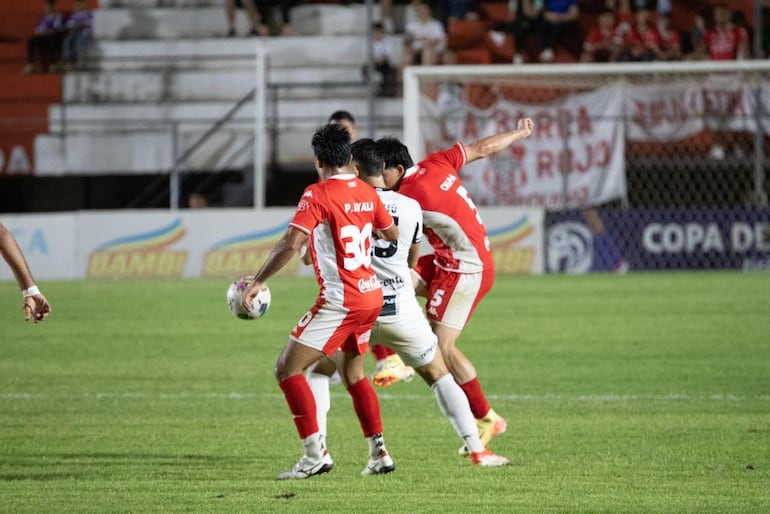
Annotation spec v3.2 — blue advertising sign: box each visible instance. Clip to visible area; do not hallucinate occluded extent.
[545,209,770,272]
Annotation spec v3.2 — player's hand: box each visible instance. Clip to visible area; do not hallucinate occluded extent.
[518,117,534,138]
[242,279,265,313]
[23,294,51,323]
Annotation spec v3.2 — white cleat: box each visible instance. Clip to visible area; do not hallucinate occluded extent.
[361,452,396,476]
[470,449,510,467]
[277,452,334,480]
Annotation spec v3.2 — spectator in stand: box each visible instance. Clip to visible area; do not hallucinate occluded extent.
[447,0,481,21]
[225,0,268,37]
[656,12,681,60]
[580,7,621,62]
[366,22,397,97]
[538,0,580,62]
[24,0,65,74]
[604,0,633,25]
[61,0,93,71]
[697,4,748,60]
[494,0,545,65]
[616,6,661,61]
[402,2,447,67]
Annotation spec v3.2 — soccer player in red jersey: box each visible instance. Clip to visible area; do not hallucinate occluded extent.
[376,117,534,454]
[243,124,399,479]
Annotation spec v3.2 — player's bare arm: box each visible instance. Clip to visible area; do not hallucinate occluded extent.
[374,223,399,242]
[0,223,52,322]
[244,227,307,310]
[463,117,534,164]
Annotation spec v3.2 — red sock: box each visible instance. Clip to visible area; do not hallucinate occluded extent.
[371,344,396,361]
[459,377,491,419]
[347,377,383,437]
[278,374,318,439]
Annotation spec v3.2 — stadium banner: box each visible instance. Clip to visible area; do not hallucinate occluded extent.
[421,86,626,210]
[0,214,77,280]
[545,208,770,273]
[480,207,544,275]
[626,78,765,141]
[76,210,297,280]
[0,209,543,281]
[70,206,545,279]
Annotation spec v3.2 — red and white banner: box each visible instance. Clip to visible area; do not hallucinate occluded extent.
[627,76,763,140]
[420,86,626,209]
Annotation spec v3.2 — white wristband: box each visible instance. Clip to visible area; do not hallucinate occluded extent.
[22,285,41,298]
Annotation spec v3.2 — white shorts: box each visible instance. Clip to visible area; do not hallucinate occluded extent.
[371,295,437,368]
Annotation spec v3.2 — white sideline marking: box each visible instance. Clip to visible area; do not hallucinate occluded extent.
[0,392,768,401]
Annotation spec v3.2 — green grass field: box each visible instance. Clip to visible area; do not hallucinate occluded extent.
[1,272,769,513]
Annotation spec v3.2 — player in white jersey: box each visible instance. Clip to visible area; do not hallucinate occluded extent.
[328,110,415,387]
[309,138,510,466]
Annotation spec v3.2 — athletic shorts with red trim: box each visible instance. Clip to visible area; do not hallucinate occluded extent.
[412,254,494,330]
[290,300,380,355]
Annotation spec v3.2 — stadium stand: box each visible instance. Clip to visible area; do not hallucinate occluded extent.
[4,0,406,207]
[0,0,762,209]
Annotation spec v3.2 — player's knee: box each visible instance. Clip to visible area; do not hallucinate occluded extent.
[416,358,449,385]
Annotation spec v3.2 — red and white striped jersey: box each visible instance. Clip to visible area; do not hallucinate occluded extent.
[290,173,395,309]
[397,142,492,273]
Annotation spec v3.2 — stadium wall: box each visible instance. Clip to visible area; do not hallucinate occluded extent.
[0,207,544,281]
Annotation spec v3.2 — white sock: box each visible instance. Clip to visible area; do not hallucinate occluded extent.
[302,432,325,460]
[431,373,484,453]
[367,433,387,458]
[307,372,331,440]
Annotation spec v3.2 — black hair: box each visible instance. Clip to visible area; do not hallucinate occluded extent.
[327,110,356,125]
[375,137,414,170]
[351,138,383,178]
[311,124,352,168]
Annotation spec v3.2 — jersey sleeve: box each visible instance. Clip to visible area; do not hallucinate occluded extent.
[423,142,467,172]
[289,185,326,234]
[373,194,395,231]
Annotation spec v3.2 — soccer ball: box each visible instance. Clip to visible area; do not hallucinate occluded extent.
[226,276,271,320]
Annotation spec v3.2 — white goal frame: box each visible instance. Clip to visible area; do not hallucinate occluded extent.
[403,60,770,206]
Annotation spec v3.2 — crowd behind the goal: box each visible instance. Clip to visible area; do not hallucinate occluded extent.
[23,1,762,81]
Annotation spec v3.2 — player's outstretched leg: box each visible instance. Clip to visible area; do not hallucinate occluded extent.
[432,324,508,455]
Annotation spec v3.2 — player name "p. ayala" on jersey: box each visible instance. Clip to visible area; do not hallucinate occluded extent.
[344,201,374,213]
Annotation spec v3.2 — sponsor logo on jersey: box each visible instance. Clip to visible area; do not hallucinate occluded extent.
[381,275,405,290]
[357,274,381,293]
[202,220,298,277]
[87,219,187,278]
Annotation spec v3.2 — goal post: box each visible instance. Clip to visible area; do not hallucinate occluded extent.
[403,61,770,272]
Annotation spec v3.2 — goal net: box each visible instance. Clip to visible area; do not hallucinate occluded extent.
[403,61,770,272]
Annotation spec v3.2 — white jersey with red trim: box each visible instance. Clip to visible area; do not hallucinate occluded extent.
[396,142,492,273]
[370,188,423,315]
[289,174,395,310]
